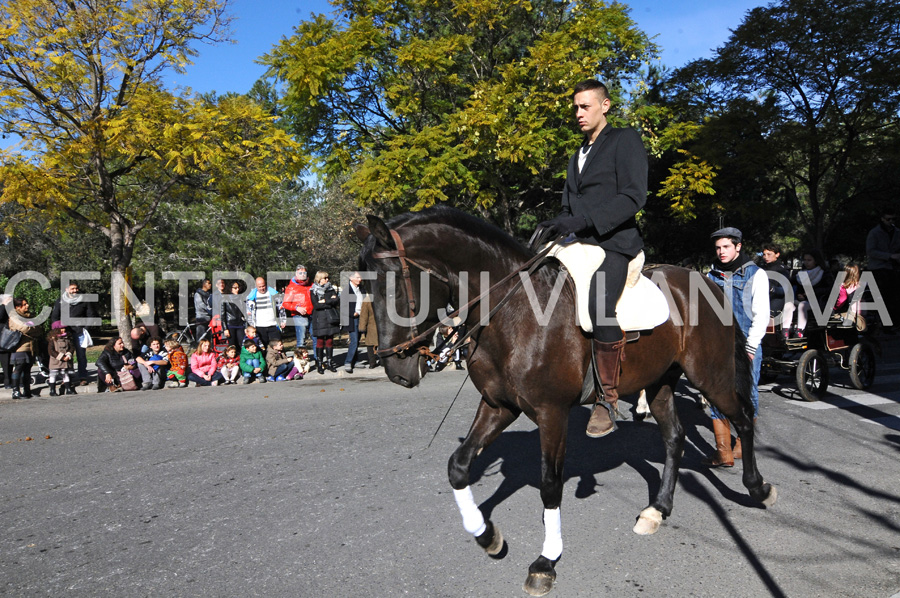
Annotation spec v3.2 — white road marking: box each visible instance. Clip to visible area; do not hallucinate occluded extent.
[794,394,900,410]
[861,417,900,431]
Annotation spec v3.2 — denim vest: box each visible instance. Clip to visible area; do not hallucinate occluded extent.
[708,261,760,339]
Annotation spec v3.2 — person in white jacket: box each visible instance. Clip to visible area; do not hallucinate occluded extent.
[704,227,769,468]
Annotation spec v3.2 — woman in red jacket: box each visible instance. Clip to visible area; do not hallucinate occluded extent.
[283,265,314,352]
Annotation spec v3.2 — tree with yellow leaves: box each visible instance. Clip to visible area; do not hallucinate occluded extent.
[263,0,657,236]
[0,0,303,338]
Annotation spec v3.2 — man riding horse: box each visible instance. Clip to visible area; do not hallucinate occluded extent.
[533,79,648,438]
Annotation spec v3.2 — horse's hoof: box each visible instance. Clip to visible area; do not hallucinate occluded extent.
[476,520,504,556]
[633,507,663,535]
[523,572,555,596]
[749,481,778,507]
[523,556,556,596]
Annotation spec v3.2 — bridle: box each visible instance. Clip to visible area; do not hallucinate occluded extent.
[370,227,558,359]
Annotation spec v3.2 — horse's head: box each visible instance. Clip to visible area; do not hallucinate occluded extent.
[356,214,451,388]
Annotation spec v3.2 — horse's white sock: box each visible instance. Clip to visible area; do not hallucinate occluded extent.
[453,487,486,536]
[541,508,563,561]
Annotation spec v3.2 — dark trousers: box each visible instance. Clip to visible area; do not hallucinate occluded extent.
[188,371,224,386]
[227,327,246,349]
[11,359,33,394]
[195,319,211,343]
[588,250,630,343]
[74,342,89,381]
[256,325,280,349]
[0,352,11,387]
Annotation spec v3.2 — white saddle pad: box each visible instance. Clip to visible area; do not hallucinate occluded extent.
[545,241,670,333]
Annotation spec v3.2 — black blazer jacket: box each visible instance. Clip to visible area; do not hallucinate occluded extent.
[561,123,648,258]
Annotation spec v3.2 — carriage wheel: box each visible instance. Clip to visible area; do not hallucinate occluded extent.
[796,349,829,402]
[849,343,876,390]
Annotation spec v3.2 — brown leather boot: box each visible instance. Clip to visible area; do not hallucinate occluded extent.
[732,417,757,460]
[702,419,734,467]
[586,336,626,438]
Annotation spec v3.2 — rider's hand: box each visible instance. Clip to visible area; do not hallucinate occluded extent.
[530,215,588,249]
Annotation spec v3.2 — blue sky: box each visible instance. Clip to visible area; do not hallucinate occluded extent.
[175,0,771,95]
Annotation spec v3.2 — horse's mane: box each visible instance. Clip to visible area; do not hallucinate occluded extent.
[388,206,532,259]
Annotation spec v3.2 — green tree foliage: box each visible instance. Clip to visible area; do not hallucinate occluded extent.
[295,179,371,275]
[0,0,304,338]
[670,0,900,252]
[263,0,656,235]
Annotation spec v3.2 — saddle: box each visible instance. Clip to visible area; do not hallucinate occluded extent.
[545,241,670,334]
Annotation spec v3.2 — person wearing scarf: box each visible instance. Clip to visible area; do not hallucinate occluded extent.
[310,271,340,374]
[50,282,98,385]
[245,277,287,350]
[704,227,770,468]
[782,249,834,339]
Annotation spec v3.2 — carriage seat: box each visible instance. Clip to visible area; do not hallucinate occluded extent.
[545,241,670,333]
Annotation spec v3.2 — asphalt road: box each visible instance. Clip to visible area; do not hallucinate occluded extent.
[2,348,900,598]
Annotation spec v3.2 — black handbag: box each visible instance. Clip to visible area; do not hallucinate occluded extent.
[326,306,341,325]
[0,325,22,352]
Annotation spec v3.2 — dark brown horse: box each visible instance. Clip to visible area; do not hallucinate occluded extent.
[356,207,776,596]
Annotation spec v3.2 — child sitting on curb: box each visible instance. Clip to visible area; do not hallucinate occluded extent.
[240,339,266,384]
[266,338,300,381]
[165,339,188,388]
[218,345,241,385]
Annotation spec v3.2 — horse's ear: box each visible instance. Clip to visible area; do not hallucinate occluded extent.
[366,215,395,250]
[354,223,371,242]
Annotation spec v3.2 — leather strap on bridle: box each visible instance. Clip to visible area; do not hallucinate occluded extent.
[372,230,559,358]
[372,229,450,342]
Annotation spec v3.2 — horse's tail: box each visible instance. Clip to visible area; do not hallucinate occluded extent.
[733,326,755,422]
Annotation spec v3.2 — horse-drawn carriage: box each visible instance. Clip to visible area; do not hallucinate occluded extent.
[760,309,877,402]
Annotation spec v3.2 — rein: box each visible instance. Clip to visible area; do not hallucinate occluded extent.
[372,229,559,359]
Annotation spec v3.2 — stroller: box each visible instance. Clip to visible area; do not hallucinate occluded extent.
[208,315,230,355]
[29,354,49,387]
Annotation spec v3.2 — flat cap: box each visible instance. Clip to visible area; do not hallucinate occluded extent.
[710,226,742,241]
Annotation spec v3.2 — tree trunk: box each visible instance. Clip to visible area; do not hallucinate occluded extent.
[109,221,136,341]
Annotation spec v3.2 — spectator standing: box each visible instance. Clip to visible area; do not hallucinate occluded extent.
[343,271,364,372]
[7,298,41,399]
[212,278,227,324]
[705,227,769,468]
[46,321,77,396]
[310,271,340,374]
[760,243,791,316]
[866,209,900,330]
[193,278,213,343]
[222,281,247,349]
[245,277,286,349]
[50,282,97,385]
[283,265,314,353]
[1,294,13,389]
[358,297,380,370]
